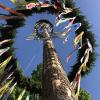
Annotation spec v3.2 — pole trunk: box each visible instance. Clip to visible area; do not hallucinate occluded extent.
[42,30,77,100]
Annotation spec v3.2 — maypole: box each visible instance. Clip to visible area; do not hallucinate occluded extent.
[0,0,96,99]
[33,20,78,100]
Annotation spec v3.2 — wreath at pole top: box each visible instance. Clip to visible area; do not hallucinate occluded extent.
[34,19,53,40]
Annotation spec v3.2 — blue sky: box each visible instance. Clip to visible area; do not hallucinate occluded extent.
[0,0,100,99]
[14,13,77,75]
[75,0,100,100]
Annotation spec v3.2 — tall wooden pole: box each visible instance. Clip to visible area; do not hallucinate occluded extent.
[42,29,77,100]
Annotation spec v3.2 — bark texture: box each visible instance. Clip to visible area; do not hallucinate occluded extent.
[42,31,77,100]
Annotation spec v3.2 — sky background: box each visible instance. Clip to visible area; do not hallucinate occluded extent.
[0,0,100,100]
[75,0,100,100]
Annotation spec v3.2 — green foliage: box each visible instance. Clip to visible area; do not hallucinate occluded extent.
[31,63,43,88]
[78,89,92,100]
[25,0,38,2]
[8,86,30,100]
[65,0,75,8]
[12,63,42,94]
[8,64,43,100]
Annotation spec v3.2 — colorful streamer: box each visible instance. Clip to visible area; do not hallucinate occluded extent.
[80,48,90,72]
[73,31,84,47]
[0,47,10,56]
[73,23,81,31]
[63,7,73,14]
[66,42,88,63]
[75,66,82,96]
[26,96,29,100]
[2,82,17,100]
[71,66,82,96]
[10,0,26,4]
[6,71,14,80]
[87,38,93,52]
[9,82,17,94]
[63,34,69,44]
[61,28,71,37]
[0,56,12,73]
[56,8,73,22]
[53,0,65,10]
[26,2,50,10]
[0,79,13,98]
[75,73,81,96]
[64,17,76,29]
[0,39,11,46]
[66,53,72,63]
[56,17,74,27]
[10,0,17,3]
[64,23,81,31]
[0,4,25,17]
[17,89,26,100]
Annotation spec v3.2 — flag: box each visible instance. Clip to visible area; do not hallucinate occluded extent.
[64,17,76,29]
[87,38,93,52]
[0,39,11,46]
[0,56,12,74]
[0,47,10,56]
[56,17,73,27]
[0,4,25,17]
[63,34,69,44]
[73,31,84,47]
[0,79,13,98]
[17,89,26,100]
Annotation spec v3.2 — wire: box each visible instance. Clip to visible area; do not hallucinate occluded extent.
[23,55,36,73]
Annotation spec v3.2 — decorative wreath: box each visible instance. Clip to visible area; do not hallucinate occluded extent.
[0,0,97,98]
